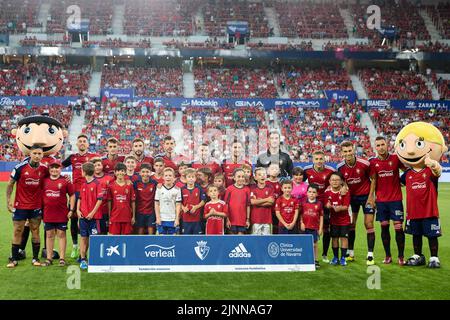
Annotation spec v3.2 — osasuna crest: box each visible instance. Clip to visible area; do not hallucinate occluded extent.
[194,241,210,260]
[388,161,392,167]
[356,169,360,174]
[58,183,62,189]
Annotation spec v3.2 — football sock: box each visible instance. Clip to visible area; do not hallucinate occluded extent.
[367,228,375,252]
[348,228,355,251]
[413,235,422,255]
[11,244,20,261]
[20,225,30,251]
[428,237,438,257]
[332,247,339,259]
[395,228,405,258]
[381,224,391,256]
[70,217,78,245]
[341,248,347,259]
[32,241,40,260]
[322,232,331,256]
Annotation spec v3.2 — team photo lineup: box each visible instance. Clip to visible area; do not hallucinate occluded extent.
[5,113,447,271]
[1,0,450,302]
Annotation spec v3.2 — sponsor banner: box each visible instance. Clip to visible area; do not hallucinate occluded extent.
[390,100,449,111]
[101,88,134,100]
[226,21,249,35]
[273,99,328,109]
[364,99,450,111]
[137,98,328,110]
[325,90,357,103]
[88,235,315,273]
[0,96,79,106]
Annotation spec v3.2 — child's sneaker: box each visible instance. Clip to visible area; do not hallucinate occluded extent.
[398,257,405,266]
[330,257,339,266]
[345,254,355,262]
[79,260,88,270]
[427,257,440,269]
[322,255,330,263]
[366,256,375,266]
[340,257,347,266]
[383,256,392,264]
[315,260,320,269]
[71,246,79,259]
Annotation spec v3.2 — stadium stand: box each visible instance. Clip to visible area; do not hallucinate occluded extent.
[276,102,374,162]
[273,0,347,39]
[163,39,235,49]
[348,0,430,46]
[82,99,172,155]
[359,68,432,100]
[0,104,73,160]
[426,2,450,39]
[277,66,352,99]
[20,37,152,48]
[0,0,42,33]
[193,66,278,98]
[203,0,269,37]
[417,41,450,53]
[47,0,114,34]
[32,64,91,97]
[124,0,198,36]
[322,41,391,52]
[101,66,183,97]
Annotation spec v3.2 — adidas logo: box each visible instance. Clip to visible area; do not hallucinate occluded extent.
[229,243,252,258]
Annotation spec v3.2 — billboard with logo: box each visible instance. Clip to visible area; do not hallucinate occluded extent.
[0,96,79,107]
[88,235,315,272]
[101,88,134,100]
[363,99,450,111]
[324,90,357,103]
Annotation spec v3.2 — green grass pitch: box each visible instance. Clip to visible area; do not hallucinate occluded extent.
[0,182,449,300]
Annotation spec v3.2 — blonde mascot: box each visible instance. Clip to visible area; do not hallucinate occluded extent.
[395,122,448,268]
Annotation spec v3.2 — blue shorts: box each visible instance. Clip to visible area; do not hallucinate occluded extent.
[79,218,100,237]
[157,221,179,235]
[135,213,156,228]
[351,195,374,215]
[302,229,319,242]
[12,209,42,221]
[44,222,68,231]
[376,201,404,222]
[405,218,442,238]
[182,221,203,235]
[278,226,298,234]
[230,225,248,234]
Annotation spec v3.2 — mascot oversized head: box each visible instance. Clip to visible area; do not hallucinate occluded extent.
[11,114,68,160]
[395,121,448,171]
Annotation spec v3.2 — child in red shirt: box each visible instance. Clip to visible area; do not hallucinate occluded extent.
[300,184,324,268]
[108,163,136,235]
[275,180,300,234]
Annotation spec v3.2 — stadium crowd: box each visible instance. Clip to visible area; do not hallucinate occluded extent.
[193,66,278,98]
[359,68,432,100]
[277,66,352,99]
[82,99,172,155]
[101,66,183,97]
[276,101,373,162]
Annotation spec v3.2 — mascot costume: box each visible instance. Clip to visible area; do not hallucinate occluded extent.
[11,114,68,261]
[395,121,448,268]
